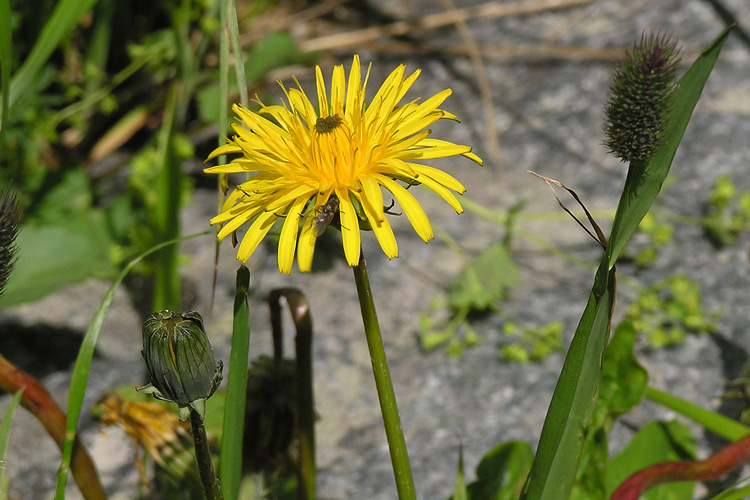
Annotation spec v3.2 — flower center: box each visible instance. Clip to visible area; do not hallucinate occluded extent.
[311,114,355,188]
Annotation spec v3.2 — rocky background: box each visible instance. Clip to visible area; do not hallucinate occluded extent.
[1,0,749,498]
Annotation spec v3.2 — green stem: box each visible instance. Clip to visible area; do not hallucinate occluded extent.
[189,409,223,500]
[352,251,416,500]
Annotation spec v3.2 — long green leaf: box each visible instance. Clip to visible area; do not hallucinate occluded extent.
[606,28,732,268]
[646,386,750,442]
[220,265,251,500]
[54,231,211,499]
[521,27,731,500]
[8,0,98,110]
[0,389,23,498]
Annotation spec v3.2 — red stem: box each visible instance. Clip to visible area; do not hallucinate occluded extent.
[0,352,107,500]
[611,433,750,500]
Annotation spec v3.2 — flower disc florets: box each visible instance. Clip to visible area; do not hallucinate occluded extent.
[204,55,482,273]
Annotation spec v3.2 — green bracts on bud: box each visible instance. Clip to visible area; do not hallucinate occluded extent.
[139,310,223,420]
[603,33,680,164]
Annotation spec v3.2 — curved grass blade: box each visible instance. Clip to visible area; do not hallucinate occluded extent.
[54,231,212,499]
[0,0,10,142]
[219,265,251,500]
[8,0,98,110]
[0,389,23,498]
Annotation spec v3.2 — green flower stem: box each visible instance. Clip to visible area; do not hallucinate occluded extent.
[352,251,416,500]
[189,409,223,500]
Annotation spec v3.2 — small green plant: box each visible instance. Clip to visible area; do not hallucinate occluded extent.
[626,274,718,349]
[703,174,750,246]
[500,320,564,364]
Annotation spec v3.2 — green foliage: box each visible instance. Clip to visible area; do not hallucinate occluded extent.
[455,441,533,500]
[419,242,520,354]
[571,322,648,500]
[626,274,718,349]
[703,175,750,246]
[631,211,674,266]
[607,420,696,500]
[0,389,24,498]
[500,320,563,363]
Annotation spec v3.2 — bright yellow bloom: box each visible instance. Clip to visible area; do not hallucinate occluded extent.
[205,55,482,273]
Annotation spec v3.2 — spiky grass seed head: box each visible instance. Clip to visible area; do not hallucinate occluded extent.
[603,33,680,163]
[0,188,22,298]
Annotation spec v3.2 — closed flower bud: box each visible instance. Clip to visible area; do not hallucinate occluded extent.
[139,310,223,420]
[603,33,680,164]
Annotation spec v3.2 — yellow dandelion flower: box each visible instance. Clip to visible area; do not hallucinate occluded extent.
[205,55,482,273]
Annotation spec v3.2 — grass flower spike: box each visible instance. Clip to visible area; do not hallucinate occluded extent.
[205,55,482,273]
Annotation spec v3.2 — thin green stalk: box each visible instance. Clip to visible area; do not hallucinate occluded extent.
[352,250,416,500]
[220,265,251,500]
[227,0,249,108]
[190,409,223,500]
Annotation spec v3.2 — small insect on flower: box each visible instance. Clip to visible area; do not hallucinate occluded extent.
[312,195,340,237]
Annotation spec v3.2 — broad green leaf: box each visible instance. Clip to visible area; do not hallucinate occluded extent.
[464,441,533,500]
[244,32,318,87]
[448,243,519,311]
[8,0,99,110]
[606,28,732,268]
[0,213,117,308]
[607,420,695,500]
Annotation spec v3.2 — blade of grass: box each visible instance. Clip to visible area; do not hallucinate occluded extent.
[0,0,10,143]
[646,386,750,442]
[228,0,249,108]
[521,27,731,500]
[152,84,182,312]
[8,0,98,110]
[54,231,211,499]
[220,266,251,500]
[0,389,23,498]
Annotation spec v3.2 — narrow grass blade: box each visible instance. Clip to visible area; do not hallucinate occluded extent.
[54,231,211,499]
[8,0,98,109]
[606,27,732,268]
[0,0,11,142]
[0,389,23,497]
[220,266,251,500]
[521,265,616,500]
[646,386,750,442]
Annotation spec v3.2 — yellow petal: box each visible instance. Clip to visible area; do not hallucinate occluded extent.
[416,177,463,213]
[345,55,362,116]
[235,211,278,262]
[353,186,397,259]
[338,191,361,266]
[315,65,329,118]
[411,164,466,193]
[297,214,317,272]
[277,196,308,274]
[330,63,346,116]
[206,143,242,161]
[375,175,433,241]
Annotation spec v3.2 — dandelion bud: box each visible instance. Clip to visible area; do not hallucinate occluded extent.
[139,310,223,420]
[0,188,22,298]
[603,33,680,164]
